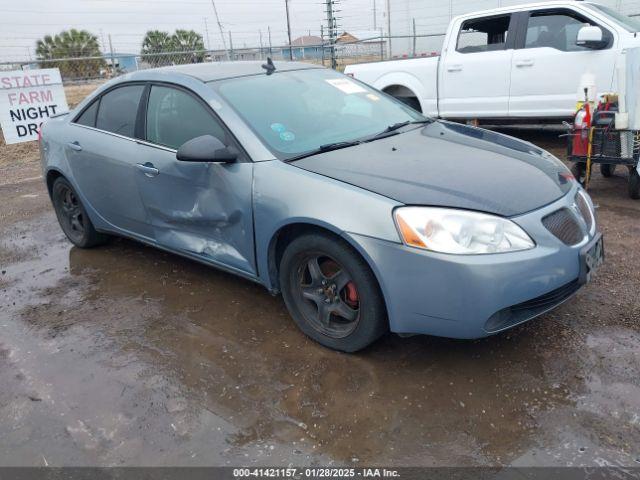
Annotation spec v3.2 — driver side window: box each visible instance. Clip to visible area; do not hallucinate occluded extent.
[145,85,227,150]
[524,11,605,52]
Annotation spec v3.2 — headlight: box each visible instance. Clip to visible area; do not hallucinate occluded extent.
[394,207,535,254]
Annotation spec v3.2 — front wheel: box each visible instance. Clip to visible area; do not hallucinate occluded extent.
[279,233,387,352]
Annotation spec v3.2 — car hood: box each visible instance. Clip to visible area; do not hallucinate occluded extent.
[292,121,573,217]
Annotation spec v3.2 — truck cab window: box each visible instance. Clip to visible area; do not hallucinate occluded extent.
[457,15,511,53]
[525,11,605,52]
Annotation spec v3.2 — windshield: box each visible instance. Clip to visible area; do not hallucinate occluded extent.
[587,3,640,32]
[210,68,427,160]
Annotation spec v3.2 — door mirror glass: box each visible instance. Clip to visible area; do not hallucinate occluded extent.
[176,135,238,163]
[576,25,605,49]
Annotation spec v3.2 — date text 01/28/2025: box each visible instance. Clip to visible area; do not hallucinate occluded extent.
[232,467,401,478]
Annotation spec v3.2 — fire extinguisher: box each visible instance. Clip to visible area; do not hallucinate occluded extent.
[572,100,591,157]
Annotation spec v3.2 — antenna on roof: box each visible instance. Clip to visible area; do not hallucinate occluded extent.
[262,57,276,75]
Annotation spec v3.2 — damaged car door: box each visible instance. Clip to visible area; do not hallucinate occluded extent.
[134,84,256,276]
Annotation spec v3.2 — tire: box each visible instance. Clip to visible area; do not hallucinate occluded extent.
[629,167,640,200]
[571,162,589,187]
[600,164,616,178]
[279,232,387,352]
[396,96,422,112]
[51,177,109,248]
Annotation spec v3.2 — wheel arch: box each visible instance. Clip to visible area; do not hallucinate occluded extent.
[45,168,65,198]
[266,221,387,307]
[374,72,428,113]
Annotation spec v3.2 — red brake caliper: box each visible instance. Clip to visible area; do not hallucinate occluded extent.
[345,281,359,307]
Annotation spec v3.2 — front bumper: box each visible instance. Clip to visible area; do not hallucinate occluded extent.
[345,186,599,339]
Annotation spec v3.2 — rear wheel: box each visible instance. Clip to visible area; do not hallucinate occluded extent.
[629,167,640,200]
[51,177,109,248]
[600,164,616,178]
[279,233,387,352]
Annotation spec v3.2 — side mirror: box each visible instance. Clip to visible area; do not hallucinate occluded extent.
[576,25,606,49]
[176,135,238,163]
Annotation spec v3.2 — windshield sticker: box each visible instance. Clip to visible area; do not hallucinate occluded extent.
[270,123,286,133]
[279,131,295,142]
[325,78,367,94]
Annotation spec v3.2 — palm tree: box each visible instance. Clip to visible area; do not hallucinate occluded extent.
[171,30,205,64]
[35,29,104,79]
[141,30,173,67]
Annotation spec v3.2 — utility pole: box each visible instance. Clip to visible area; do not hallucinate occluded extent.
[325,0,338,69]
[204,17,211,50]
[259,30,264,60]
[268,26,273,56]
[228,31,234,60]
[320,24,325,66]
[285,0,293,60]
[412,18,416,57]
[373,0,377,30]
[210,0,230,60]
[386,0,392,58]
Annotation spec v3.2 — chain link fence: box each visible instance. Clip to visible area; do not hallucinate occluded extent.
[0,34,446,85]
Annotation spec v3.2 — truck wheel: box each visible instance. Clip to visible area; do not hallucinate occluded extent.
[600,164,616,178]
[52,177,109,248]
[571,162,589,187]
[629,168,640,199]
[279,232,388,352]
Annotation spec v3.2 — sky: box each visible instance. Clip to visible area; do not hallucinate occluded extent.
[0,0,636,62]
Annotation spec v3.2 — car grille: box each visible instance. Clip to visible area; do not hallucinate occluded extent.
[575,191,594,232]
[485,278,581,333]
[542,208,584,245]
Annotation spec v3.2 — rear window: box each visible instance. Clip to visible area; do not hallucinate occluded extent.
[75,99,99,127]
[457,15,511,53]
[95,85,145,137]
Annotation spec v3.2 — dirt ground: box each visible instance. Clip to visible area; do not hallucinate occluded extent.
[0,98,639,466]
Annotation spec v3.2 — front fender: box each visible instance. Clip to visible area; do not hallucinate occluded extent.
[253,160,402,290]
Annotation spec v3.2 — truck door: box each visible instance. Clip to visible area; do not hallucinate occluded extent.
[509,8,616,119]
[439,13,516,119]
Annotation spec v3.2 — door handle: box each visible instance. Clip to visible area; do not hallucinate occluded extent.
[67,141,82,151]
[515,59,534,67]
[136,162,159,177]
[447,64,463,72]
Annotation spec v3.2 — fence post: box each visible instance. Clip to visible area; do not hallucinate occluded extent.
[379,28,384,61]
[108,34,116,77]
[412,18,417,57]
[228,31,234,60]
[321,25,325,66]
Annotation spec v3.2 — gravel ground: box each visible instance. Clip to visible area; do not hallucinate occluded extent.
[0,105,639,467]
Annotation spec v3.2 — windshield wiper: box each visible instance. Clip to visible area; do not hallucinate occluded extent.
[286,140,362,162]
[366,119,433,142]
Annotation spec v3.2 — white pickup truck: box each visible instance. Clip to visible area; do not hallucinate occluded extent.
[345,1,640,123]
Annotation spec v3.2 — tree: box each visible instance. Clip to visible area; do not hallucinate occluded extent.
[140,29,205,66]
[141,30,173,67]
[171,29,205,64]
[35,29,104,79]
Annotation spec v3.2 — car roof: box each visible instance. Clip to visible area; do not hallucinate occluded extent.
[128,60,324,83]
[451,0,602,20]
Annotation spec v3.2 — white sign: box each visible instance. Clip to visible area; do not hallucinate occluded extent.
[325,78,367,94]
[0,68,69,144]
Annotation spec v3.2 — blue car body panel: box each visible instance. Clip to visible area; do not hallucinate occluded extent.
[40,62,601,340]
